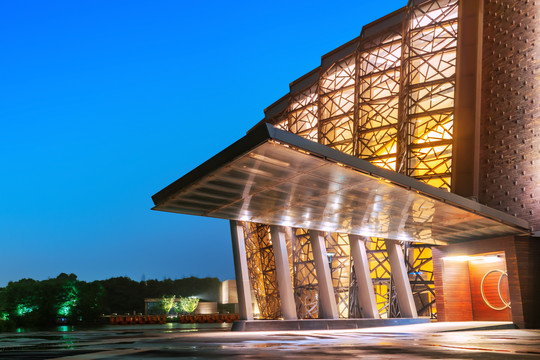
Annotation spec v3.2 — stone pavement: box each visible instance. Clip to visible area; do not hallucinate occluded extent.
[0,322,539,359]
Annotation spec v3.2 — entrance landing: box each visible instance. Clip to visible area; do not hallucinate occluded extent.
[232,317,430,331]
[231,319,516,332]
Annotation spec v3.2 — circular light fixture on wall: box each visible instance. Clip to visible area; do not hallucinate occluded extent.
[481,269,511,311]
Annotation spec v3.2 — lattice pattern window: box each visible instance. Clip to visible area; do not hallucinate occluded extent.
[292,228,319,319]
[320,88,355,119]
[274,120,288,131]
[289,84,318,141]
[408,83,455,114]
[348,262,361,318]
[360,39,401,73]
[365,237,391,318]
[251,0,463,319]
[358,28,402,171]
[359,70,400,101]
[319,56,356,155]
[404,0,458,189]
[320,115,355,154]
[242,222,281,319]
[406,244,436,319]
[324,232,351,318]
[409,0,459,29]
[409,50,456,85]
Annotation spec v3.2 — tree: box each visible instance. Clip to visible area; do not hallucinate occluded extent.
[0,274,218,327]
[175,297,199,315]
[76,281,106,322]
[99,277,142,314]
[161,295,176,315]
[56,278,79,318]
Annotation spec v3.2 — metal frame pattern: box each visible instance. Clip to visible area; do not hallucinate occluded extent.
[401,0,458,189]
[358,27,402,171]
[289,84,319,141]
[242,222,282,319]
[405,243,437,318]
[324,232,351,318]
[291,228,319,319]
[244,0,460,320]
[365,238,392,318]
[261,1,458,192]
[319,56,356,155]
[348,262,362,318]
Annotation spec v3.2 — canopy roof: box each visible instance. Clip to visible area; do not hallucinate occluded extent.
[152,124,529,245]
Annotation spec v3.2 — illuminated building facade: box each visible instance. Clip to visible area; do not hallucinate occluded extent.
[153,0,539,329]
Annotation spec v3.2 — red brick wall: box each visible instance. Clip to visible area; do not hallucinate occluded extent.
[479,0,540,231]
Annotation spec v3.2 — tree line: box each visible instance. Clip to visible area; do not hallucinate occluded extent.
[0,273,220,329]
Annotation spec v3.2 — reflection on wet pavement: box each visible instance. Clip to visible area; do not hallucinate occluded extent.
[0,322,539,359]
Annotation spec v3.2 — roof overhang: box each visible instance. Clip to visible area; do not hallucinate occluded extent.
[152,124,530,245]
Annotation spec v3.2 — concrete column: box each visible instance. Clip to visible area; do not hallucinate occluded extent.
[230,220,253,320]
[385,239,417,318]
[270,225,297,320]
[309,230,338,319]
[349,235,379,319]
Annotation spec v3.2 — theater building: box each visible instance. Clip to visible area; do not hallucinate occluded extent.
[152,0,539,329]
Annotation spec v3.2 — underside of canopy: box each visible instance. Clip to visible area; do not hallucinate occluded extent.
[152,124,529,245]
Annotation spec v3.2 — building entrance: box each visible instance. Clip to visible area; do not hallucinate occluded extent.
[468,253,511,321]
[440,252,511,322]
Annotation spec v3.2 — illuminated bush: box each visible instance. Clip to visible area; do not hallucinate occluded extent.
[0,311,9,321]
[176,296,199,315]
[56,283,79,317]
[15,303,37,316]
[161,295,177,315]
[160,295,199,315]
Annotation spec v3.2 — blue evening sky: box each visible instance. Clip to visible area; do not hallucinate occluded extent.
[1,1,406,286]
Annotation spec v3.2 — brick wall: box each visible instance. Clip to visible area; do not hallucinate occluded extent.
[479,0,540,231]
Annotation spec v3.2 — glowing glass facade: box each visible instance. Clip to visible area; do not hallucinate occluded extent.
[247,0,460,320]
[153,0,539,329]
[402,0,458,189]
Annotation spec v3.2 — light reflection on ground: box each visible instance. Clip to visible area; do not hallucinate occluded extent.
[0,322,539,359]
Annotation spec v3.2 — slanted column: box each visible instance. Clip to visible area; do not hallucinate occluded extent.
[309,230,338,319]
[385,239,417,318]
[229,220,253,320]
[349,235,379,319]
[270,225,297,320]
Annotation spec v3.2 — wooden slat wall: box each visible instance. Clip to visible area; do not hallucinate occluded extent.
[468,257,511,321]
[432,235,539,328]
[441,259,473,321]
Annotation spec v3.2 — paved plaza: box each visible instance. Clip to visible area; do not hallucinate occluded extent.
[0,322,539,359]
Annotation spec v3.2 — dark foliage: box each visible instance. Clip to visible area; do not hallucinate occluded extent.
[0,274,221,328]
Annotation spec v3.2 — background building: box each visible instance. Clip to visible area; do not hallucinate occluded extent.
[221,279,260,317]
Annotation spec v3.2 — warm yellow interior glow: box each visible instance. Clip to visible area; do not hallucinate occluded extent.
[250,0,459,320]
[443,255,502,263]
[289,84,319,141]
[406,0,457,190]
